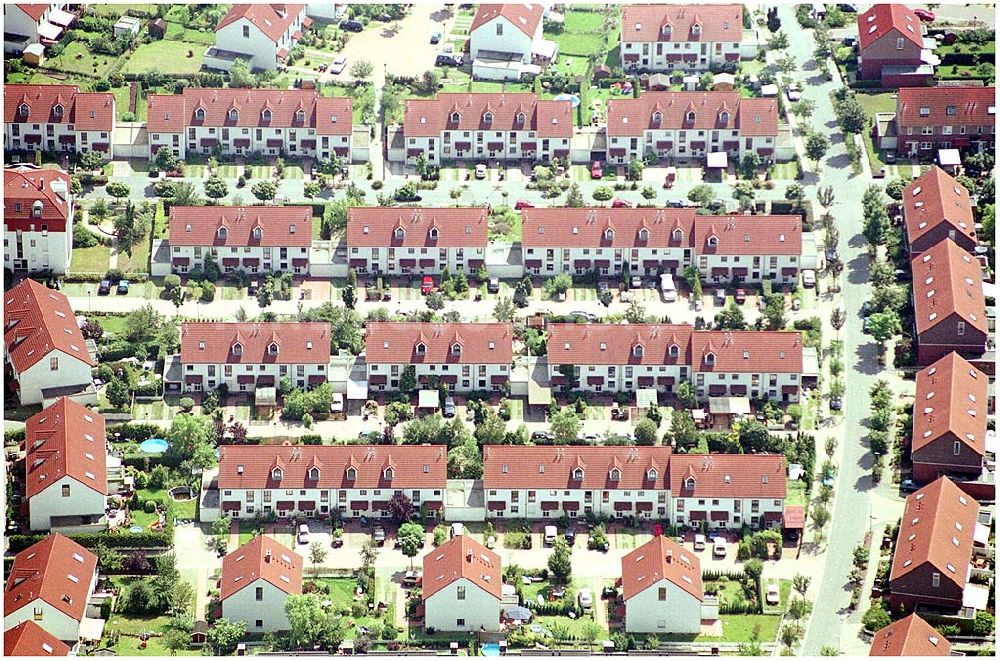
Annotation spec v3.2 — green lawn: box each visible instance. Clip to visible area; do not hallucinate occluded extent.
[770,160,801,180]
[95,314,129,336]
[137,486,197,520]
[104,613,199,656]
[313,576,360,604]
[112,85,146,122]
[164,22,216,45]
[73,245,112,274]
[118,228,152,274]
[184,164,205,178]
[123,41,205,75]
[91,4,157,17]
[663,614,782,643]
[217,165,240,179]
[41,40,122,77]
[534,614,606,642]
[786,480,808,507]
[282,165,305,180]
[855,92,897,116]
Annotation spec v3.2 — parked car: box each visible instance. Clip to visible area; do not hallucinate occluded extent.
[298,524,310,545]
[666,199,685,208]
[712,537,727,558]
[630,276,642,289]
[436,52,463,66]
[421,276,434,295]
[98,279,112,295]
[590,161,603,179]
[570,310,598,321]
[330,55,348,74]
[660,273,677,302]
[714,288,727,305]
[830,397,842,411]
[116,279,130,295]
[340,19,363,32]
[430,30,442,44]
[543,525,558,546]
[514,199,534,210]
[530,431,554,442]
[861,301,873,317]
[443,396,456,418]
[766,583,780,605]
[611,198,635,208]
[863,317,872,334]
[451,522,464,538]
[597,281,610,295]
[693,534,707,551]
[488,277,500,294]
[837,4,859,12]
[373,527,386,545]
[475,163,487,179]
[565,528,577,546]
[801,270,816,288]
[913,8,935,22]
[578,588,593,610]
[734,288,747,304]
[842,36,857,47]
[403,570,423,586]
[900,479,918,493]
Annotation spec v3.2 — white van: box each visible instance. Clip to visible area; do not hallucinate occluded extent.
[802,270,816,288]
[544,525,558,546]
[451,522,464,538]
[712,537,727,558]
[660,273,677,302]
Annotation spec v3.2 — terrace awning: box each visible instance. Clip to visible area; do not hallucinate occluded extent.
[276,501,294,510]
[707,152,728,169]
[298,501,315,510]
[488,501,506,511]
[37,21,62,41]
[540,501,559,511]
[614,502,633,511]
[49,9,75,27]
[350,501,368,510]
[636,502,653,512]
[222,501,241,511]
[711,511,729,521]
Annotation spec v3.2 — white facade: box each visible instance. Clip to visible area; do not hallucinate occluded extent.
[607,129,775,164]
[170,244,311,276]
[405,131,570,165]
[5,122,114,159]
[11,349,93,406]
[424,578,501,633]
[484,486,669,520]
[471,15,535,62]
[348,245,486,276]
[549,363,688,395]
[221,578,292,632]
[212,11,305,72]
[29,475,106,532]
[150,124,350,161]
[621,39,741,72]
[4,223,72,274]
[673,495,785,530]
[697,252,800,285]
[524,245,690,277]
[624,578,702,634]
[3,570,97,642]
[366,361,510,393]
[181,359,328,394]
[219,485,445,520]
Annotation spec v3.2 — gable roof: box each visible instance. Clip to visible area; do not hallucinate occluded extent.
[14,4,49,21]
[216,3,304,42]
[180,322,331,365]
[471,3,544,38]
[621,535,702,601]
[689,331,803,373]
[168,206,312,248]
[422,534,502,600]
[346,207,488,248]
[895,86,996,128]
[4,620,71,657]
[621,4,743,44]
[522,208,697,249]
[4,84,115,132]
[220,535,302,601]
[889,477,979,589]
[547,323,693,366]
[903,166,976,249]
[857,4,923,51]
[365,322,513,365]
[403,93,573,138]
[669,454,786,499]
[217,444,448,491]
[25,398,107,499]
[4,534,97,622]
[482,446,673,490]
[147,88,351,134]
[912,353,987,457]
[4,165,72,227]
[910,239,987,337]
[870,613,951,656]
[607,92,778,137]
[4,279,94,373]
[692,215,802,255]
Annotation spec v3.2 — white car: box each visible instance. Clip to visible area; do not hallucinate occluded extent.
[577,588,593,610]
[544,525,558,546]
[802,269,816,288]
[693,534,707,551]
[475,163,487,179]
[330,55,348,74]
[766,583,780,605]
[712,537,727,558]
[297,524,310,545]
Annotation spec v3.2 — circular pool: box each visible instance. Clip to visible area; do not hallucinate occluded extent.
[554,93,581,108]
[139,438,169,453]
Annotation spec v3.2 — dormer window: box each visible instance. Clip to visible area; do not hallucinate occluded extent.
[662,24,671,38]
[308,466,320,480]
[268,342,279,355]
[53,104,63,118]
[707,235,719,247]
[229,108,239,121]
[271,467,283,480]
[195,107,205,120]
[684,476,696,489]
[483,111,493,124]
[604,228,615,240]
[652,110,663,124]
[647,469,657,480]
[672,228,684,241]
[18,103,29,116]
[346,466,357,480]
[429,227,439,240]
[515,112,525,124]
[415,342,427,355]
[394,227,405,239]
[719,111,730,124]
[609,468,621,481]
[262,108,272,121]
[669,344,679,357]
[217,226,228,240]
[633,344,644,357]
[252,226,262,240]
[296,109,305,123]
[450,111,460,123]
[383,467,394,481]
[638,228,649,241]
[686,110,696,123]
[705,352,716,365]
[451,343,462,354]
[572,467,584,480]
[692,23,702,37]
[232,342,243,356]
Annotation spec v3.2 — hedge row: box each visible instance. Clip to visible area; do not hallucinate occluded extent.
[7,531,170,553]
[108,422,165,443]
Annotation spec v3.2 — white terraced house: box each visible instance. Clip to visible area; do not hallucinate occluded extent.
[520,208,806,282]
[4,165,73,275]
[146,88,352,161]
[546,325,808,402]
[4,84,115,158]
[204,3,310,72]
[364,322,514,393]
[400,93,573,165]
[215,445,448,520]
[620,4,743,72]
[177,322,331,394]
[345,207,488,276]
[669,454,787,530]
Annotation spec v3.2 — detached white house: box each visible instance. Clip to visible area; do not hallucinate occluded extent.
[205,3,310,72]
[4,279,95,406]
[621,535,708,634]
[220,535,302,632]
[469,4,556,80]
[423,534,502,633]
[3,534,99,643]
[3,3,75,55]
[25,398,107,532]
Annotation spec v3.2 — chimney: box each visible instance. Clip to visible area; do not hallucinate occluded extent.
[265,549,272,563]
[466,549,473,562]
[666,550,673,563]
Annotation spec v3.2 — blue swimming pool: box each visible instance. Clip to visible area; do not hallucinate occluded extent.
[481,643,500,656]
[139,438,169,453]
[554,93,581,108]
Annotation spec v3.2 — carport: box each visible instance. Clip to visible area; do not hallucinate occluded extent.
[708,396,750,428]
[635,388,658,410]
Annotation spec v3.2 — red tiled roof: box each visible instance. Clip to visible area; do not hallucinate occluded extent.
[216,3,304,42]
[5,84,114,132]
[693,215,802,255]
[607,92,778,137]
[870,613,951,656]
[220,535,302,601]
[4,534,97,622]
[482,446,672,490]
[911,239,987,337]
[180,322,331,365]
[25,398,106,499]
[169,206,312,248]
[903,167,976,249]
[689,331,803,373]
[4,620,71,657]
[621,535,702,601]
[217,444,448,490]
[912,353,987,456]
[621,4,743,44]
[365,322,513,365]
[895,86,996,128]
[4,166,71,229]
[522,208,696,249]
[4,279,94,373]
[346,207,488,248]
[547,323,693,367]
[890,477,979,589]
[403,93,573,138]
[857,4,923,51]
[670,454,786,499]
[471,3,544,38]
[147,88,351,134]
[14,4,49,21]
[423,534,502,600]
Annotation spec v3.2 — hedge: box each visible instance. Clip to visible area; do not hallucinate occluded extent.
[108,422,165,444]
[4,428,26,445]
[6,531,170,553]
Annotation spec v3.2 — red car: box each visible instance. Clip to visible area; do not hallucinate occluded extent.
[611,198,635,209]
[421,276,434,295]
[514,199,534,210]
[913,8,934,22]
[735,288,747,304]
[590,161,603,179]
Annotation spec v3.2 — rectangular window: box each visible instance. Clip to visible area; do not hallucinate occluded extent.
[50,357,58,371]
[931,573,940,588]
[255,587,264,601]
[62,484,71,497]
[957,321,966,336]
[658,587,667,601]
[457,586,466,600]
